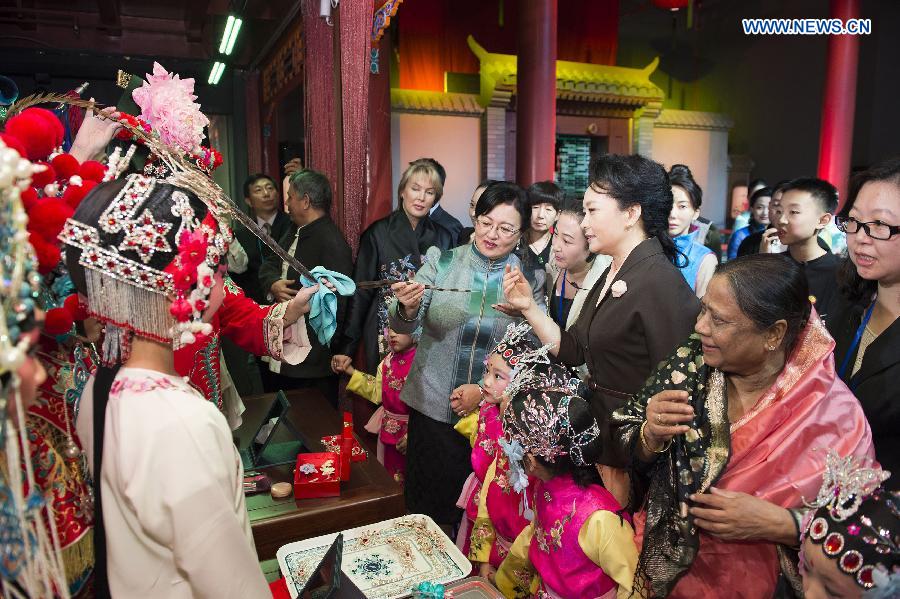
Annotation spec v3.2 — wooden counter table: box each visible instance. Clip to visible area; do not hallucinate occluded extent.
[237,389,405,561]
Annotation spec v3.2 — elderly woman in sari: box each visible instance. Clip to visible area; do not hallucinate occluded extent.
[611,254,875,599]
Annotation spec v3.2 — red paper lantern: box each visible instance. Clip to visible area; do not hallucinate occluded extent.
[652,0,689,10]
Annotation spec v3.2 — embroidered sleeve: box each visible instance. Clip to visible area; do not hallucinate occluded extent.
[346,369,381,405]
[263,302,312,365]
[387,246,441,335]
[578,511,638,599]
[495,523,537,599]
[469,458,500,563]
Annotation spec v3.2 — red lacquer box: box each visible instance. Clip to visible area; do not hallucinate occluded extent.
[293,452,341,499]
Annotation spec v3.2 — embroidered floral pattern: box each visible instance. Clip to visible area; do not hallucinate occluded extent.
[534,499,576,554]
[383,416,402,435]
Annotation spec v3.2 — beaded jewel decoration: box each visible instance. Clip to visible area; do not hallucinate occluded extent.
[804,451,890,521]
[0,138,42,377]
[492,321,554,400]
[802,451,899,592]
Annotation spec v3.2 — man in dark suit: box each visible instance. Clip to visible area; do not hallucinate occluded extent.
[259,169,354,407]
[229,174,295,304]
[418,158,464,246]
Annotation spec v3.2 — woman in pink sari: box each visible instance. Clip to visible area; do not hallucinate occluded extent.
[611,254,875,598]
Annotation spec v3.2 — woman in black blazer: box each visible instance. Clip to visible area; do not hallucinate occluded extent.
[828,157,900,490]
[501,155,700,492]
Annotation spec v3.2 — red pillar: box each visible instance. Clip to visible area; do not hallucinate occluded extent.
[516,0,558,187]
[366,31,394,228]
[817,0,860,210]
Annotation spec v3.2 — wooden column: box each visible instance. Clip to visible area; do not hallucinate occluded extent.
[817,0,860,209]
[515,0,557,187]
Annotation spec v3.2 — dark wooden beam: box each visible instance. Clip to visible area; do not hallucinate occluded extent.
[185,0,211,42]
[96,0,122,37]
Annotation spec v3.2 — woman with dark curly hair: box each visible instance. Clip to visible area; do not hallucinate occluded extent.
[500,154,700,503]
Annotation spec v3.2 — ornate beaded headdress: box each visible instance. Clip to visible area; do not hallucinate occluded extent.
[802,452,898,594]
[502,351,598,468]
[0,139,42,378]
[59,174,233,364]
[0,137,71,598]
[491,321,555,400]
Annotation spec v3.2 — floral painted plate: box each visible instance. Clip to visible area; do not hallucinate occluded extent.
[277,514,469,599]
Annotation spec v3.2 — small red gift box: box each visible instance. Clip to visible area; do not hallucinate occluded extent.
[293,452,340,499]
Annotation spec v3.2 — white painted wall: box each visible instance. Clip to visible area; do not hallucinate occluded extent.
[390,112,482,225]
[652,126,730,227]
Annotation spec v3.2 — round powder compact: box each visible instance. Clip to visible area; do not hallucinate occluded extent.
[271,482,293,499]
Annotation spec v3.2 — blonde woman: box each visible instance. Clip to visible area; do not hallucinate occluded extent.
[333,159,453,372]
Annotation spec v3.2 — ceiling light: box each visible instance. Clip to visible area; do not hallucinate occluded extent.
[219,15,235,54]
[223,17,243,56]
[208,61,225,85]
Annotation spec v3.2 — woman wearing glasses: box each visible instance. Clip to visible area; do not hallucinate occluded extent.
[499,154,700,504]
[388,181,543,529]
[829,156,900,491]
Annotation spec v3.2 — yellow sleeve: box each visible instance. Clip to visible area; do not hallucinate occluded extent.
[453,412,479,446]
[468,458,499,563]
[346,369,382,405]
[577,511,639,599]
[495,523,538,599]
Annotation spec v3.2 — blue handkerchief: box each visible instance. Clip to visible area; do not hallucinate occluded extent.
[299,267,356,346]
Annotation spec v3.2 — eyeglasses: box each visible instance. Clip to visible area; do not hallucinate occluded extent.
[835,216,900,240]
[475,217,520,238]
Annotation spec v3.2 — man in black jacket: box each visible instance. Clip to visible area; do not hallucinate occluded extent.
[259,169,353,407]
[230,174,295,304]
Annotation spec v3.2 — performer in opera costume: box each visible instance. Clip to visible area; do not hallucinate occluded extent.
[63,173,290,598]
[0,135,72,598]
[112,63,317,414]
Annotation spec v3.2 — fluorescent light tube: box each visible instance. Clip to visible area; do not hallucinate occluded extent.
[219,15,235,54]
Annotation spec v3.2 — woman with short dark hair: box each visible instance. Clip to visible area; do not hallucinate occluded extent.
[501,154,700,504]
[611,254,875,598]
[389,181,544,527]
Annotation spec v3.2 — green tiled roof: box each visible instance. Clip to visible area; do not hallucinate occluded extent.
[467,36,664,107]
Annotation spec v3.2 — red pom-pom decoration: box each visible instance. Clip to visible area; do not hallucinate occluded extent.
[29,234,62,274]
[51,153,80,179]
[79,160,106,183]
[170,297,193,322]
[31,161,56,188]
[44,307,74,335]
[27,199,74,242]
[63,294,89,321]
[0,133,27,157]
[62,183,88,209]
[4,108,63,161]
[20,187,38,212]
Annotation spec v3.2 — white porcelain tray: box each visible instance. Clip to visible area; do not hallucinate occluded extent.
[276,514,469,599]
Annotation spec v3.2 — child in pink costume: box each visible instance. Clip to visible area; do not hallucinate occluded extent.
[337,327,416,483]
[495,363,638,599]
[457,322,559,581]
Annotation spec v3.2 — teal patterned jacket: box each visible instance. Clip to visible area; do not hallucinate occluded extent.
[390,244,544,424]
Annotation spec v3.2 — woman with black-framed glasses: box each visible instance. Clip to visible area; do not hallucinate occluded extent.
[829,156,900,491]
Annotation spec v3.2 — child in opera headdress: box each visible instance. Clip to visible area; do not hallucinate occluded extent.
[494,356,638,599]
[799,452,898,599]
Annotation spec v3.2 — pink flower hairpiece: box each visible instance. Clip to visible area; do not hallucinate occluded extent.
[132,62,210,156]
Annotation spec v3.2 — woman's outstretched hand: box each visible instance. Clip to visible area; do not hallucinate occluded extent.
[494,265,534,315]
[390,280,425,319]
[643,390,694,449]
